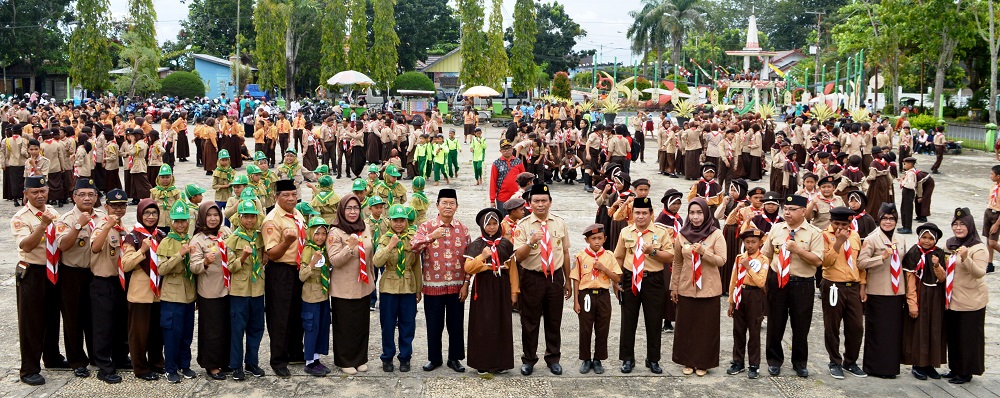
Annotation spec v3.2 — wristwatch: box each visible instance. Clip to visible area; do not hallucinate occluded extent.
[651,249,658,257]
[74,223,83,230]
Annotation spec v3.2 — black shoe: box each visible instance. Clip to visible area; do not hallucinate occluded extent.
[152,366,165,374]
[872,374,896,379]
[180,368,197,379]
[912,367,927,380]
[114,360,133,370]
[13,199,21,207]
[727,362,745,375]
[768,366,780,376]
[949,375,972,384]
[399,361,410,372]
[620,360,634,374]
[73,367,90,377]
[548,363,562,375]
[941,371,957,379]
[46,359,70,369]
[447,360,466,373]
[208,370,227,380]
[422,361,441,371]
[166,372,181,383]
[844,364,867,377]
[136,372,159,381]
[925,367,941,379]
[796,368,809,378]
[304,363,326,376]
[274,367,291,378]
[97,371,122,384]
[245,364,265,377]
[579,360,592,374]
[231,369,246,381]
[829,364,844,379]
[645,360,662,374]
[382,361,395,372]
[592,360,605,375]
[897,228,913,234]
[520,364,533,376]
[988,264,996,273]
[20,373,45,385]
[915,217,928,222]
[748,366,759,379]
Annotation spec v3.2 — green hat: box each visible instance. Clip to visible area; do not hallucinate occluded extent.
[388,204,408,219]
[247,164,262,174]
[185,183,206,198]
[384,164,401,178]
[367,195,385,207]
[158,164,173,176]
[169,200,190,220]
[240,187,258,201]
[405,206,416,222]
[368,164,380,174]
[352,178,367,191]
[284,147,297,155]
[412,176,425,190]
[218,149,230,159]
[254,151,267,161]
[237,199,259,215]
[319,175,333,189]
[307,217,328,229]
[232,175,250,185]
[296,202,320,216]
[314,165,329,175]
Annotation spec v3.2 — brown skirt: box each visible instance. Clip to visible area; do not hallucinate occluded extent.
[129,172,151,200]
[917,178,935,218]
[862,294,905,376]
[945,307,985,376]
[865,175,892,217]
[331,296,370,368]
[104,168,122,192]
[684,149,702,180]
[672,295,721,369]
[467,270,514,372]
[902,283,946,367]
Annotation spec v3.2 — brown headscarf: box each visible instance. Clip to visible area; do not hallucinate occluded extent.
[194,201,222,236]
[334,194,366,235]
[946,207,983,250]
[679,197,718,243]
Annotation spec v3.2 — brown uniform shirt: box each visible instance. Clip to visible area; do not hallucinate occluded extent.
[820,227,865,283]
[12,204,61,265]
[762,222,825,278]
[572,248,621,290]
[670,230,727,297]
[90,217,125,278]
[190,229,233,299]
[858,229,905,296]
[512,212,569,272]
[54,206,106,268]
[614,223,674,273]
[728,251,769,303]
[262,206,306,264]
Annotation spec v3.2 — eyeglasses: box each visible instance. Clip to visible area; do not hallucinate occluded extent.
[75,192,97,198]
[343,206,361,211]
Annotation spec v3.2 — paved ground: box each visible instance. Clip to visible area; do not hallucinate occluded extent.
[2,125,999,397]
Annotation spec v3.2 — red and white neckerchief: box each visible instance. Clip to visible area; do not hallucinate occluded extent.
[284,214,306,268]
[839,235,855,272]
[691,239,703,289]
[632,230,647,294]
[851,210,866,231]
[583,247,605,281]
[876,158,888,168]
[212,232,230,290]
[132,224,161,296]
[724,139,734,160]
[38,210,59,285]
[883,236,901,293]
[749,205,764,217]
[660,209,682,233]
[539,221,554,278]
[616,189,633,201]
[945,252,957,308]
[354,233,369,283]
[733,255,747,309]
[759,213,779,228]
[846,165,860,174]
[112,221,127,289]
[778,233,793,288]
[699,178,715,197]
[483,238,502,274]
[990,183,1000,208]
[914,246,934,280]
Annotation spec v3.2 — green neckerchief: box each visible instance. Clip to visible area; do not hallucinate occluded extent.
[151,183,178,211]
[384,227,415,277]
[166,231,192,280]
[305,239,330,295]
[381,180,400,204]
[278,161,300,180]
[412,191,428,204]
[367,215,383,252]
[214,166,235,182]
[234,227,262,281]
[317,189,336,203]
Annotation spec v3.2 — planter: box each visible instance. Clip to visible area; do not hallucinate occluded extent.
[604,113,618,125]
[675,116,690,126]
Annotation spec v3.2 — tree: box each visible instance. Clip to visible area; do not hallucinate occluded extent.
[552,71,571,99]
[645,0,705,67]
[160,71,206,98]
[919,0,974,117]
[531,2,590,75]
[459,0,488,86]
[70,0,113,92]
[179,0,256,58]
[391,71,435,93]
[254,0,288,94]
[112,31,162,96]
[283,1,323,99]
[483,0,508,91]
[370,0,400,91]
[973,0,1000,123]
[320,0,349,86]
[627,1,656,76]
[348,0,370,74]
[0,0,72,92]
[510,0,537,95]
[395,0,459,70]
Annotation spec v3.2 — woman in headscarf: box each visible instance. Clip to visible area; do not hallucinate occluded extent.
[715,179,748,291]
[837,155,868,202]
[188,202,233,379]
[901,223,948,380]
[326,193,375,375]
[941,208,989,384]
[856,203,906,378]
[120,199,166,380]
[670,198,727,376]
[864,148,893,217]
[464,207,518,374]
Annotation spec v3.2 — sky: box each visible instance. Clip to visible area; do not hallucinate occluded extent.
[106,0,643,62]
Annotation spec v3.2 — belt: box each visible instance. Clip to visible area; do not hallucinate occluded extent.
[826,280,859,287]
[989,209,999,214]
[787,276,815,282]
[742,285,762,290]
[581,288,609,295]
[624,270,662,278]
[523,268,562,275]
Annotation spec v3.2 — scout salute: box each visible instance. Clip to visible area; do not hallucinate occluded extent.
[726,228,769,379]
[211,150,235,209]
[261,179,307,377]
[572,224,621,375]
[121,198,166,381]
[373,204,422,373]
[149,165,183,233]
[226,200,268,380]
[157,201,197,384]
[189,202,233,380]
[327,194,376,375]
[298,217,332,376]
[858,203,906,378]
[88,188,131,384]
[373,164,407,207]
[819,206,867,380]
[942,207,989,384]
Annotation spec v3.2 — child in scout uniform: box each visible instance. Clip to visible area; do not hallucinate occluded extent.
[225,200,267,380]
[277,148,315,197]
[146,130,165,186]
[470,127,487,185]
[413,134,431,178]
[726,228,769,379]
[24,138,49,178]
[846,191,876,239]
[374,164,407,207]
[820,206,867,380]
[253,151,278,212]
[184,184,206,234]
[572,224,622,375]
[149,165,182,234]
[365,195,389,310]
[431,134,450,185]
[986,165,1000,270]
[120,198,166,381]
[307,165,330,195]
[88,188,131,384]
[446,129,461,177]
[156,201,197,383]
[310,175,340,225]
[298,217,333,376]
[409,176,429,226]
[373,204,421,373]
[296,202,322,224]
[102,130,122,192]
[211,149,235,210]
[366,164,381,193]
[223,175,250,221]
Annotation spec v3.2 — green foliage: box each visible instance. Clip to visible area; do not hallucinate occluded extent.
[535,62,550,88]
[484,0,509,91]
[347,0,370,74]
[527,2,590,75]
[459,0,488,86]
[572,71,593,87]
[160,71,206,98]
[395,0,459,70]
[231,61,253,92]
[509,0,537,95]
[321,0,349,86]
[623,77,652,100]
[391,71,435,93]
[70,0,113,92]
[112,30,162,96]
[253,0,288,92]
[955,116,971,123]
[0,0,70,75]
[909,114,942,131]
[179,0,256,58]
[552,71,571,99]
[370,0,400,91]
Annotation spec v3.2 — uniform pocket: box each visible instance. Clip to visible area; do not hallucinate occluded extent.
[301,310,315,332]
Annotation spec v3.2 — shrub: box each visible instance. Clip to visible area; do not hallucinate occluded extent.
[391,71,435,94]
[160,71,205,99]
[955,116,970,123]
[660,75,689,95]
[552,71,571,99]
[909,114,941,131]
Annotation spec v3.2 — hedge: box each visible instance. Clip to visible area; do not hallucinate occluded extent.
[160,71,206,99]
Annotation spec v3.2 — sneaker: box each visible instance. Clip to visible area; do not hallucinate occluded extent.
[844,364,867,378]
[231,369,246,381]
[304,362,326,376]
[726,362,745,375]
[180,368,197,379]
[315,360,331,374]
[245,364,266,377]
[829,364,844,379]
[748,366,759,379]
[166,372,181,383]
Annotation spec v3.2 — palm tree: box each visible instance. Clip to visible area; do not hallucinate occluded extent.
[627,2,656,76]
[647,0,705,68]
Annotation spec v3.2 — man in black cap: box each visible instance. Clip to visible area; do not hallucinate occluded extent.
[89,188,131,383]
[819,206,866,379]
[488,139,526,211]
[762,194,824,377]
[261,179,307,377]
[54,177,105,377]
[614,197,674,374]
[512,182,571,375]
[11,176,68,385]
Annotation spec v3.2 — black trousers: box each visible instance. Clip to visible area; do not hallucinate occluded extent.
[619,270,665,362]
[932,145,945,171]
[60,265,93,368]
[518,269,565,365]
[577,289,612,361]
[423,293,465,364]
[900,188,915,230]
[765,274,815,370]
[732,286,765,366]
[323,141,337,173]
[820,280,863,367]
[16,263,65,377]
[90,276,129,375]
[292,129,303,153]
[265,262,303,370]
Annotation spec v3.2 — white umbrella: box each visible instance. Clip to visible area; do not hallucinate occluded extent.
[463,85,501,97]
[326,70,375,86]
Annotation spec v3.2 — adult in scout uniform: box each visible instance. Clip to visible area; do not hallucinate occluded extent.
[373,205,422,373]
[942,208,989,384]
[614,197,673,374]
[858,203,906,378]
[298,217,332,376]
[374,164,407,207]
[726,228,769,379]
[211,149,235,209]
[512,183,571,376]
[54,178,106,377]
[11,176,66,385]
[261,179,307,377]
[762,194,824,378]
[157,201,197,384]
[88,188,131,384]
[189,202,233,379]
[901,223,947,380]
[3,124,28,206]
[572,224,620,375]
[120,198,166,381]
[464,207,519,375]
[310,175,340,225]
[819,206,867,379]
[327,194,376,375]
[226,200,268,380]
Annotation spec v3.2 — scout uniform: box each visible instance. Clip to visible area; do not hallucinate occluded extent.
[40,135,67,203]
[104,137,122,191]
[572,224,621,374]
[88,189,130,383]
[225,200,267,378]
[445,133,461,176]
[157,201,196,380]
[409,176,429,226]
[2,127,28,204]
[856,203,907,377]
[372,205,422,369]
[897,157,918,233]
[188,203,233,375]
[149,165,182,230]
[258,155,279,211]
[24,146,50,178]
[260,179,307,375]
[309,175,341,225]
[819,206,866,379]
[120,198,165,379]
[470,133,487,181]
[365,195,389,307]
[211,149,235,207]
[298,218,332,375]
[808,176,846,231]
[373,165,408,207]
[727,229,769,377]
[183,184,205,235]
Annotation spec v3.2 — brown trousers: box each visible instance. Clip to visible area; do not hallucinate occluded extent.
[619,270,665,362]
[820,279,863,366]
[577,288,612,360]
[657,151,668,173]
[732,286,765,366]
[59,265,93,368]
[519,269,565,366]
[128,302,164,375]
[932,144,945,172]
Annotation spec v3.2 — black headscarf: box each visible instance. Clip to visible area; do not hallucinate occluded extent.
[333,194,366,235]
[946,207,983,250]
[465,207,514,267]
[679,197,719,243]
[903,223,947,284]
[194,201,222,236]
